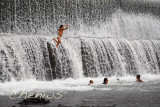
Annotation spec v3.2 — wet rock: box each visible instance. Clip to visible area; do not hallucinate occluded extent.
[18,94,50,105]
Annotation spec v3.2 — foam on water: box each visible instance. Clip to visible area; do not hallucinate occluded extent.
[0,74,160,95]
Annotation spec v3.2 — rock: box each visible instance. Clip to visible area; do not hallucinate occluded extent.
[18,94,50,105]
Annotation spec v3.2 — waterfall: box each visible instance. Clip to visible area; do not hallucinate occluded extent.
[1,0,160,82]
[0,35,160,82]
[1,0,160,39]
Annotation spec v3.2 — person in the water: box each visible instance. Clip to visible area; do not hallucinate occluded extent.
[52,24,68,48]
[136,75,143,82]
[88,80,94,85]
[103,78,108,84]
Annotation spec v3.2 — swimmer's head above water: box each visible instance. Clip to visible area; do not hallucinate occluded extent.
[103,78,108,84]
[88,80,94,85]
[136,75,143,82]
[136,75,141,79]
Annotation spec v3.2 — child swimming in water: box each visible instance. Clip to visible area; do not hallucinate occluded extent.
[136,75,143,82]
[52,24,68,48]
[102,78,108,84]
[88,80,94,85]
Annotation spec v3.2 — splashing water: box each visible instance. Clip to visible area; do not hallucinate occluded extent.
[1,0,160,95]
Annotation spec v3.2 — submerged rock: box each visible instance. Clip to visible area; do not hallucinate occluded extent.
[18,94,50,105]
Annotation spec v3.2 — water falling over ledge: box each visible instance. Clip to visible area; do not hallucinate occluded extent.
[1,1,160,106]
[0,35,160,82]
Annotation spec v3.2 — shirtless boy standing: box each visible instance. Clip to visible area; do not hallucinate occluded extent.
[52,24,68,48]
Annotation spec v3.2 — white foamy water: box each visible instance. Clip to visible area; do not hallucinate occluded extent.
[0,74,160,95]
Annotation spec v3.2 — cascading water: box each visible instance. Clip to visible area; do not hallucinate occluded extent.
[1,0,160,38]
[0,35,160,82]
[0,0,160,89]
[1,1,160,107]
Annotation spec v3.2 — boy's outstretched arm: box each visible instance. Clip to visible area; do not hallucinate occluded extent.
[64,24,68,30]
